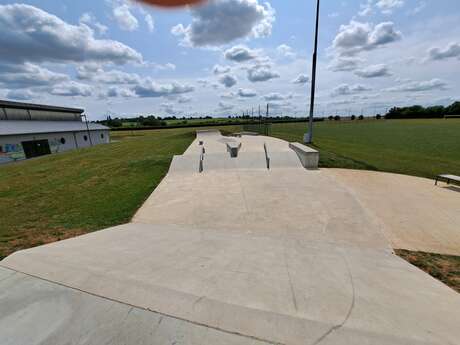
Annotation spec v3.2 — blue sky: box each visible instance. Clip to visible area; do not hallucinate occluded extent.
[0,0,459,120]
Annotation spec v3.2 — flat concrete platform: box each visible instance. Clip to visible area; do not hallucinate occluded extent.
[325,169,460,255]
[1,130,459,344]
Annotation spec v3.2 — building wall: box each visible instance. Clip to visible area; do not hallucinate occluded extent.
[0,130,110,164]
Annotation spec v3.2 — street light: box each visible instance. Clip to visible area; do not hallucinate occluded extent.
[305,0,321,144]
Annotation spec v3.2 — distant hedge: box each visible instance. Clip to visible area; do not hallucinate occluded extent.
[386,101,460,119]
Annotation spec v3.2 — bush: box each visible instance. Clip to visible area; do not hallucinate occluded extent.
[351,115,356,120]
[358,115,364,120]
[334,116,341,121]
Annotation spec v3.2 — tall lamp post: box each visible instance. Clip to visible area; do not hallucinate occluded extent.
[304,0,321,144]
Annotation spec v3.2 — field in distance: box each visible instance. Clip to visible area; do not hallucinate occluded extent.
[271,119,460,179]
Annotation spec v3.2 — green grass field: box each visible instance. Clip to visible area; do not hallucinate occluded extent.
[0,128,194,259]
[271,119,460,178]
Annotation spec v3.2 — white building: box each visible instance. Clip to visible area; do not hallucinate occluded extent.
[0,100,109,164]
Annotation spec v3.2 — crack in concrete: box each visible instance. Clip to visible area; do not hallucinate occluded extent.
[283,240,298,312]
[311,251,356,345]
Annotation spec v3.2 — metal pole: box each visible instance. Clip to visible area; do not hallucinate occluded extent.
[81,114,93,146]
[305,0,321,144]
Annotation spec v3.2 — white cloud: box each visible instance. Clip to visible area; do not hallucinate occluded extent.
[376,0,404,14]
[238,88,257,98]
[224,45,258,62]
[386,79,448,92]
[355,64,391,78]
[331,84,372,96]
[218,101,234,110]
[213,65,232,75]
[247,64,280,82]
[6,89,37,101]
[0,62,68,89]
[292,74,310,84]
[79,12,108,35]
[428,42,460,61]
[328,56,364,72]
[145,14,155,33]
[177,95,192,104]
[277,44,295,58]
[218,74,238,88]
[171,0,275,47]
[132,80,195,98]
[105,86,136,98]
[0,4,142,65]
[220,91,236,99]
[77,66,141,84]
[358,1,373,16]
[263,93,293,101]
[332,21,402,56]
[160,102,182,115]
[49,81,93,97]
[113,4,139,31]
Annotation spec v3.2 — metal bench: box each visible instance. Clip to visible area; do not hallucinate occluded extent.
[435,174,460,186]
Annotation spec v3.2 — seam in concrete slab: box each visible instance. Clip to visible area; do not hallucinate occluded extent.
[0,265,283,345]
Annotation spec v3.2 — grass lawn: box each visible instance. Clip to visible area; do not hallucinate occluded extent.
[0,127,234,259]
[271,119,460,179]
[396,250,460,293]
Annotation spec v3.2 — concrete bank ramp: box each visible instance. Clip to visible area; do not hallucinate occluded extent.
[2,223,460,345]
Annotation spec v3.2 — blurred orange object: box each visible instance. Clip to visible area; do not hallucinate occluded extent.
[135,0,206,7]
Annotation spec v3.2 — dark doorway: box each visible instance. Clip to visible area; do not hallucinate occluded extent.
[21,139,51,159]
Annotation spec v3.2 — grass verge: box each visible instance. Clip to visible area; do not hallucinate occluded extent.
[396,249,460,293]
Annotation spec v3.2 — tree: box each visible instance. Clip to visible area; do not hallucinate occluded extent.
[351,115,356,120]
[446,102,460,115]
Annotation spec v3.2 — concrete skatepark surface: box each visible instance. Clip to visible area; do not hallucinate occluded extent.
[1,130,459,345]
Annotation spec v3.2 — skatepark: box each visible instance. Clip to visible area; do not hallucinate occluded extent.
[1,130,459,345]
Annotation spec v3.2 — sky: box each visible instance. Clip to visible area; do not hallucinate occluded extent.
[0,0,459,120]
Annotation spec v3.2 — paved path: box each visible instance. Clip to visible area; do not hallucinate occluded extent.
[1,130,459,345]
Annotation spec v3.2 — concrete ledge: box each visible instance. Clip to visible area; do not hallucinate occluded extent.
[226,142,242,158]
[289,142,319,169]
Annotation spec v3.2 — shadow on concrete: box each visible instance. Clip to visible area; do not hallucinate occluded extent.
[442,185,460,193]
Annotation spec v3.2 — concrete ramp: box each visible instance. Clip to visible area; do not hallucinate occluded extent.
[2,129,460,345]
[269,151,304,169]
[169,155,200,174]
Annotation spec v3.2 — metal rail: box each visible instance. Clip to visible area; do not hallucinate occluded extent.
[264,143,270,170]
[199,146,205,173]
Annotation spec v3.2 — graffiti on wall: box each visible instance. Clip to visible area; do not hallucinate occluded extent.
[0,143,26,163]
[0,139,64,164]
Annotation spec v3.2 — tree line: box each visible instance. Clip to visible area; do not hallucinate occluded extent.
[386,101,460,119]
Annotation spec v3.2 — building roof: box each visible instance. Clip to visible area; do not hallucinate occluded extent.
[0,100,84,114]
[0,121,109,136]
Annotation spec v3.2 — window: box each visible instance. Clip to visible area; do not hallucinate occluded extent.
[60,137,66,144]
[84,135,88,141]
[101,133,104,139]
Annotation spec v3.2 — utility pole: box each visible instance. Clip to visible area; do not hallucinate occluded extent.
[305,0,321,144]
